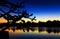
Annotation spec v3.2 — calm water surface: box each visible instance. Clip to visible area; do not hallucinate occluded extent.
[8,27,60,39]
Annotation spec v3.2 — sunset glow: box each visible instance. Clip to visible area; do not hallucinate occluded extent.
[0,17,60,23]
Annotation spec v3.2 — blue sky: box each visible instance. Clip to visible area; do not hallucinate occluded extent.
[24,0,60,21]
[0,0,60,22]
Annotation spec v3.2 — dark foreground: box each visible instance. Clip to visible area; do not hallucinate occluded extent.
[0,31,9,39]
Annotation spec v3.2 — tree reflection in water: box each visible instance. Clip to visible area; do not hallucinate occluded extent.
[5,27,60,34]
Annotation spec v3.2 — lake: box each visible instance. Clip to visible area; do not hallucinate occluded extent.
[8,27,60,39]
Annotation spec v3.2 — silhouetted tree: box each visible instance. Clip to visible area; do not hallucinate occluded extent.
[0,0,36,39]
[0,0,36,31]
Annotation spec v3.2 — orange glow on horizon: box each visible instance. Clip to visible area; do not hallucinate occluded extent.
[0,17,60,23]
[0,18,7,23]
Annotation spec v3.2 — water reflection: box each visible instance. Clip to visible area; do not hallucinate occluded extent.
[4,27,60,35]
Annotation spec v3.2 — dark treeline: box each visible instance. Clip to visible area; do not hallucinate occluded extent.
[0,20,60,34]
[0,20,60,27]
